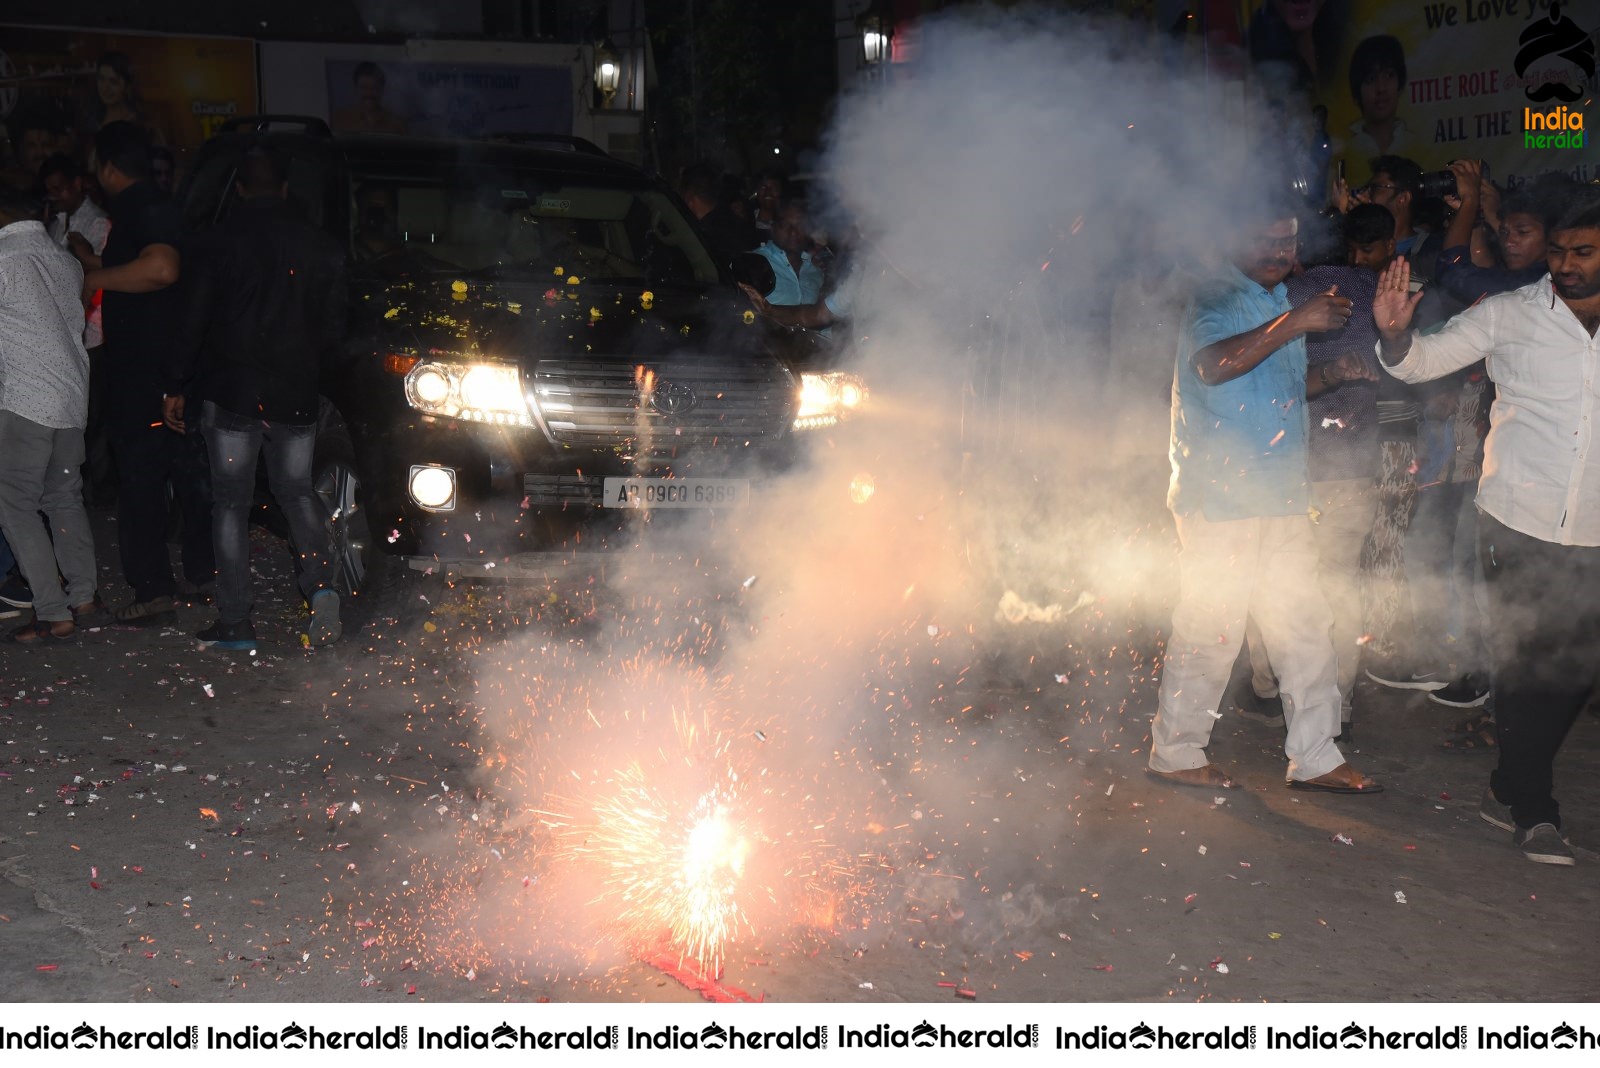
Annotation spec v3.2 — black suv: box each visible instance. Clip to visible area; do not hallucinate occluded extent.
[182,118,865,604]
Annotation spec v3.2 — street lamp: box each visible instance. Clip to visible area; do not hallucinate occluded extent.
[594,40,621,107]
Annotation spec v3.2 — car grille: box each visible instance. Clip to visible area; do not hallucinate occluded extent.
[531,358,795,448]
[521,473,605,507]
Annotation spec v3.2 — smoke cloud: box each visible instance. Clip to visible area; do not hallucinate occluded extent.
[390,7,1318,987]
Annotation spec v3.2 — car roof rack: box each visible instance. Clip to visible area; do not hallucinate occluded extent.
[480,132,608,156]
[217,115,334,138]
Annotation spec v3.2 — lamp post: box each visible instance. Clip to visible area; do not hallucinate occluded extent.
[594,40,621,108]
[860,12,890,68]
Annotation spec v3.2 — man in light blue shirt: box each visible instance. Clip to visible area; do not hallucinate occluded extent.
[1149,201,1382,794]
[753,201,823,307]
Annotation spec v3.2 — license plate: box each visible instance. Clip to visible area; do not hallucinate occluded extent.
[601,477,750,509]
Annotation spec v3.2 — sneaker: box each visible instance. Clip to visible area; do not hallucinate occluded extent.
[1364,660,1448,691]
[197,619,257,651]
[0,573,33,609]
[111,595,177,627]
[1479,789,1514,833]
[1429,672,1491,708]
[308,589,342,647]
[1514,823,1576,866]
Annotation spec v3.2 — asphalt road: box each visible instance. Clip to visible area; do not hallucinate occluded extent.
[1,513,1595,1005]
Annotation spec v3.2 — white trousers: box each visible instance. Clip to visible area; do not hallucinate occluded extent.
[1150,511,1346,781]
[1247,478,1379,721]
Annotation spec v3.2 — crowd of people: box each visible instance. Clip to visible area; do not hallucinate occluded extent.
[1127,154,1597,867]
[0,122,345,651]
[3,95,1594,865]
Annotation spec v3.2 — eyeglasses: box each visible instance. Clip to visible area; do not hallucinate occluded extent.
[1250,235,1299,253]
[1363,183,1399,194]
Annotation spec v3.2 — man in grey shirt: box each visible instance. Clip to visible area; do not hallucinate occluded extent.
[0,185,97,641]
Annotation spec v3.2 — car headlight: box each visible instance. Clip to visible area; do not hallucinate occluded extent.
[404,360,533,426]
[794,371,869,431]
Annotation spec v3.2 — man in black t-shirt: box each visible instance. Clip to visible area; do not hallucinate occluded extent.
[678,164,758,275]
[78,122,214,625]
[163,142,347,649]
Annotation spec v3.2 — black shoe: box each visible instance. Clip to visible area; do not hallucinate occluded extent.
[1428,672,1491,708]
[307,589,342,648]
[1236,689,1284,721]
[1363,658,1447,691]
[0,573,33,609]
[176,579,215,606]
[197,619,257,651]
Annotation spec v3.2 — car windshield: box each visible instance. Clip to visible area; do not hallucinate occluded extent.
[350,171,721,288]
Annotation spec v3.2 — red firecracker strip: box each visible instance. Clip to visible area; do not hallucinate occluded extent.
[641,950,762,1004]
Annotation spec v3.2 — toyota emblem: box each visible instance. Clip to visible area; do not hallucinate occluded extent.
[649,380,698,416]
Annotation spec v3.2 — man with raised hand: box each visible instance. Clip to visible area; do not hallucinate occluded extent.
[1374,191,1600,866]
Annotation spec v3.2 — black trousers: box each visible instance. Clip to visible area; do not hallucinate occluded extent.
[111,423,215,603]
[1479,510,1600,830]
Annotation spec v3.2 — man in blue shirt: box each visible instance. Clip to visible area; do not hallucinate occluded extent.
[1150,201,1382,793]
[752,201,823,307]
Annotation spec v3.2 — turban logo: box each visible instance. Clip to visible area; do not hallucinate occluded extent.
[1515,2,1596,104]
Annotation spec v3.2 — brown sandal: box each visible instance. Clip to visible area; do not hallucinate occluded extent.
[1147,764,1239,789]
[11,618,76,643]
[1288,762,1383,794]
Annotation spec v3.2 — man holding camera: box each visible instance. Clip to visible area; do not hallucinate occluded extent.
[1375,192,1600,866]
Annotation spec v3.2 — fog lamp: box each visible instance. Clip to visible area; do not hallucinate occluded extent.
[409,465,457,511]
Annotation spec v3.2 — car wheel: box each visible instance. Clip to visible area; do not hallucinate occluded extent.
[312,427,372,600]
[312,424,442,636]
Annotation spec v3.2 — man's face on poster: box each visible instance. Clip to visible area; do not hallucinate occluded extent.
[355,73,385,110]
[1359,67,1401,124]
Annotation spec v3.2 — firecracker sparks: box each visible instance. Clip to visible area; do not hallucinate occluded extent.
[569,770,754,975]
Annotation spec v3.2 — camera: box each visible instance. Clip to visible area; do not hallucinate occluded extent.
[1417,160,1492,200]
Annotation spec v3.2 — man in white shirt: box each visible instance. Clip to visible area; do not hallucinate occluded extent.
[42,152,114,502]
[41,153,110,349]
[1374,192,1600,866]
[0,186,97,641]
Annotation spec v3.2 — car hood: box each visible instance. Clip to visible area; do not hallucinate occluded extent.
[358,272,771,366]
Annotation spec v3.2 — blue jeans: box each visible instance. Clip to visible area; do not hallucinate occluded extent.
[202,402,334,625]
